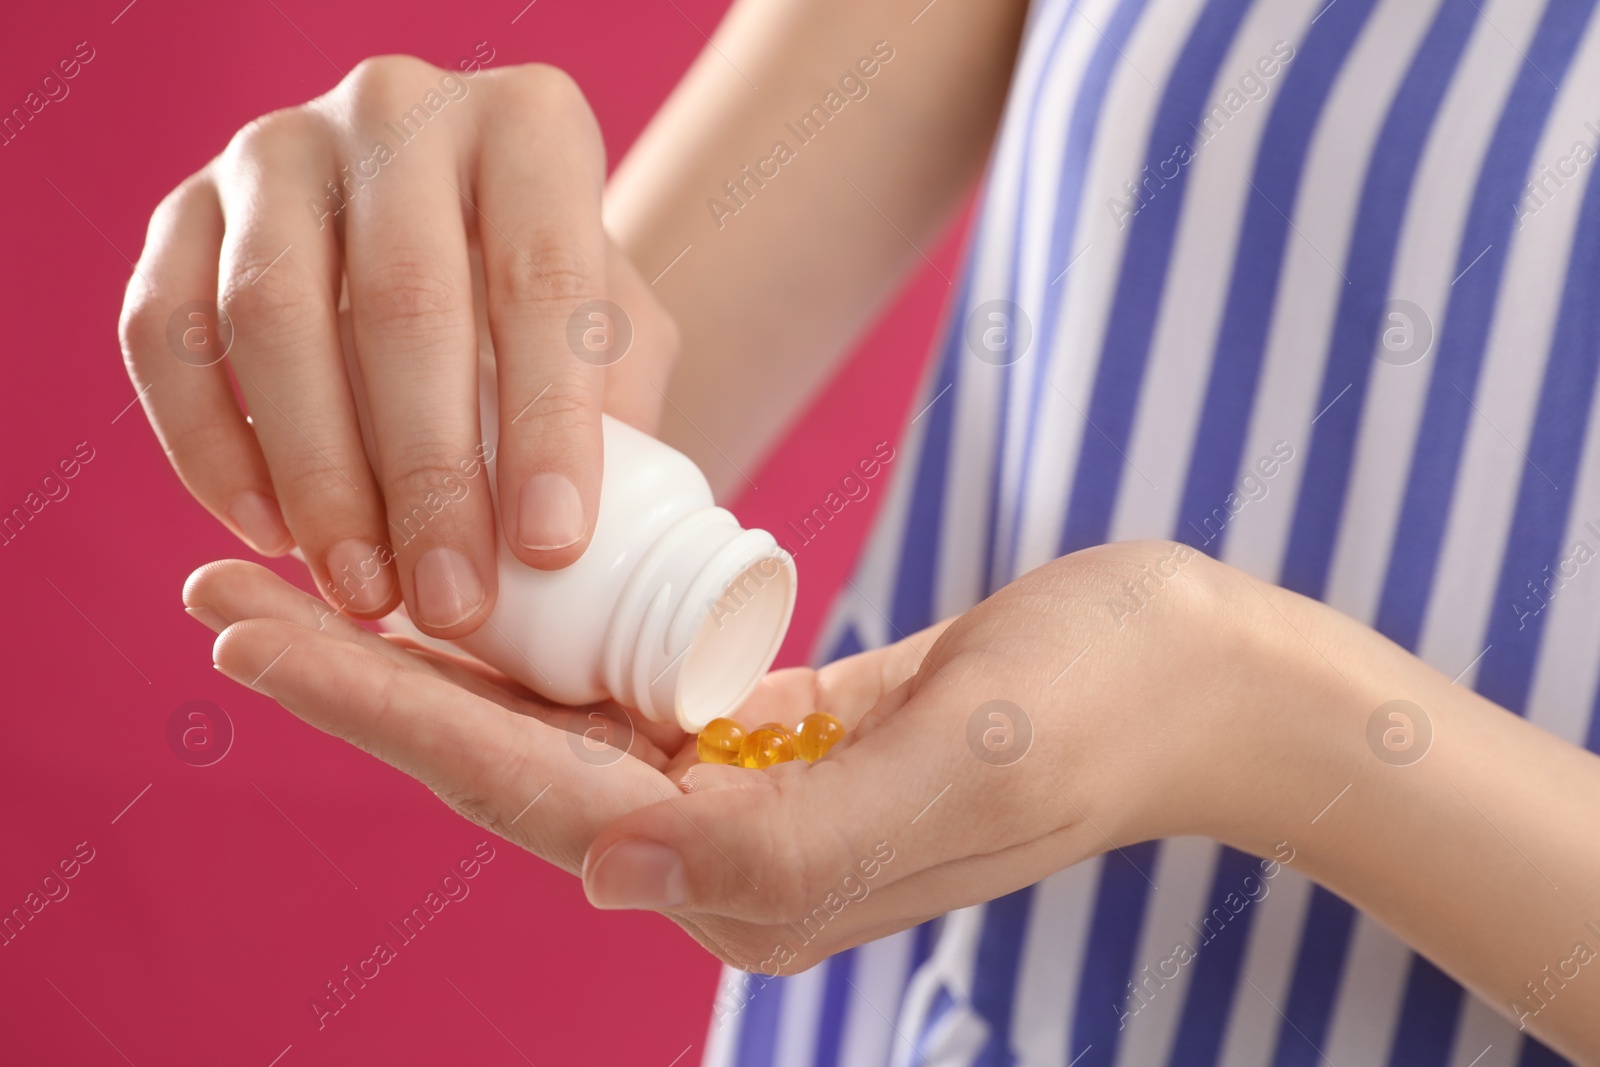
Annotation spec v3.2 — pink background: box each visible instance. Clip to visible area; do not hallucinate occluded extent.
[0,1,964,1063]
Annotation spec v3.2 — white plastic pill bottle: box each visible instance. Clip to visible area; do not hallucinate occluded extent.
[382,369,797,735]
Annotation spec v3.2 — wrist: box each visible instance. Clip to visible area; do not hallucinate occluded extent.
[1047,545,1367,857]
[1183,566,1379,864]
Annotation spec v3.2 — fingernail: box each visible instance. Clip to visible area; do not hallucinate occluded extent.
[185,605,228,632]
[228,491,293,555]
[325,539,395,614]
[413,547,484,629]
[584,839,687,910]
[517,472,585,551]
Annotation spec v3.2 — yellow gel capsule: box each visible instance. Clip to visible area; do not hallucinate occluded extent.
[795,712,846,762]
[738,727,796,769]
[697,717,746,765]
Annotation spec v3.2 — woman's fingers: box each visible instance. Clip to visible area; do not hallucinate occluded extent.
[379,633,543,697]
[214,109,398,616]
[338,58,497,639]
[717,616,956,734]
[119,174,291,556]
[212,614,676,873]
[183,558,675,771]
[185,558,526,709]
[185,559,425,669]
[475,65,608,568]
[813,617,956,732]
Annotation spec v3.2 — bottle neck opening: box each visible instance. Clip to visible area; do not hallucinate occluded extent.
[602,508,797,731]
[676,554,796,731]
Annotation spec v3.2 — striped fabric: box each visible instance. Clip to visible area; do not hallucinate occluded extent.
[706,0,1600,1064]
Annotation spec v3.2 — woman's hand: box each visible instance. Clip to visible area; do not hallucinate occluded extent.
[578,540,1600,1064]
[124,56,679,640]
[580,540,1277,972]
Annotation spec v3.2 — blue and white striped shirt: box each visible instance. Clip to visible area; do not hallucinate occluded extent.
[707,0,1600,1064]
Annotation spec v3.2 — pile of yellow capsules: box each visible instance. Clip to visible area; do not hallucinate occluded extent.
[696,712,846,769]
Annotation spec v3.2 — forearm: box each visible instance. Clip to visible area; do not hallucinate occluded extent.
[1219,573,1600,1059]
[604,0,1026,495]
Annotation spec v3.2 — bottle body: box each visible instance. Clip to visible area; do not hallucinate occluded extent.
[382,369,797,733]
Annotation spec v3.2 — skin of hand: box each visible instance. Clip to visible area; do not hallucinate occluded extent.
[192,541,1600,1060]
[120,57,680,640]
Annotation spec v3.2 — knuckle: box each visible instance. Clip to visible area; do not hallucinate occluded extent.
[344,55,442,109]
[358,256,465,332]
[148,171,214,239]
[364,657,408,733]
[537,382,596,422]
[274,454,363,506]
[383,453,479,510]
[506,378,599,445]
[541,365,599,407]
[219,262,319,330]
[117,294,165,365]
[434,784,506,838]
[123,176,224,364]
[493,62,592,119]
[159,417,241,475]
[223,106,323,166]
[490,237,599,310]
